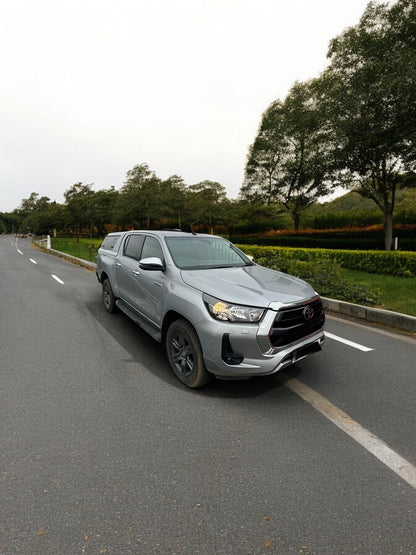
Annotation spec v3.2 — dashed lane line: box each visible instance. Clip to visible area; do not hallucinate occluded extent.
[325,331,373,352]
[51,274,64,285]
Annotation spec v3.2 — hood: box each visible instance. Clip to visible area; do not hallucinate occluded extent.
[180,264,316,307]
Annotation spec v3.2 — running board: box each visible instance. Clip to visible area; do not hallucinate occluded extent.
[116,299,162,342]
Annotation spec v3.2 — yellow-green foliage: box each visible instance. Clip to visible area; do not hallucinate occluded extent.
[51,238,102,262]
[237,245,416,278]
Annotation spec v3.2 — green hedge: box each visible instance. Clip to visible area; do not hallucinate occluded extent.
[237,245,416,278]
[232,227,416,251]
[233,233,387,250]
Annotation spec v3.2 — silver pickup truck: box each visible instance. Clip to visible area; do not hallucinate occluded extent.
[96,230,325,387]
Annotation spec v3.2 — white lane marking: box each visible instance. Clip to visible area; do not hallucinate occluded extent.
[282,377,416,489]
[51,274,64,285]
[17,249,24,255]
[325,331,373,352]
[29,258,37,264]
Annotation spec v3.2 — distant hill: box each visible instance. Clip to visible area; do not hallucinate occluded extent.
[317,191,375,212]
[305,188,416,224]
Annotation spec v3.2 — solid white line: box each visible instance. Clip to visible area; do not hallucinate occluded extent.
[325,331,373,352]
[282,377,416,489]
[51,274,64,285]
[29,258,37,264]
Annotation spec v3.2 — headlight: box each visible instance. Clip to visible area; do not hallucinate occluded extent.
[203,294,264,323]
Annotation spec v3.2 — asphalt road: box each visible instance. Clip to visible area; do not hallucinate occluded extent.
[1,235,415,555]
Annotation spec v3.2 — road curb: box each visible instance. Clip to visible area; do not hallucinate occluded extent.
[322,297,416,334]
[34,243,416,335]
[32,243,97,271]
[47,248,98,271]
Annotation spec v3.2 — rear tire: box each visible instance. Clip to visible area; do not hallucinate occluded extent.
[166,319,211,388]
[102,278,116,313]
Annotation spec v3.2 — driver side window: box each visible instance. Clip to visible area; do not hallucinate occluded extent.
[141,236,164,263]
[124,234,144,260]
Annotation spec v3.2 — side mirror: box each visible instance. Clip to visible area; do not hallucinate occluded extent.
[139,257,166,271]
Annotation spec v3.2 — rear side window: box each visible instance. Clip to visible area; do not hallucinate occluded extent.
[101,234,121,251]
[124,234,145,260]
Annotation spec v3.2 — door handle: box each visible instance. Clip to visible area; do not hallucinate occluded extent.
[133,270,141,276]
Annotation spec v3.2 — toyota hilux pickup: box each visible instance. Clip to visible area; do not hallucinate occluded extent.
[96,230,325,387]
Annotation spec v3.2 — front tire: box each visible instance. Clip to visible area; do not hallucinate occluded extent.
[166,319,211,388]
[102,278,117,313]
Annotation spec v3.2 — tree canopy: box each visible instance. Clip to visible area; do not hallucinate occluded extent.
[242,80,332,230]
[318,0,416,249]
[241,0,416,247]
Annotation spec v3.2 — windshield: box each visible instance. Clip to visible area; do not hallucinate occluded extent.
[165,236,253,270]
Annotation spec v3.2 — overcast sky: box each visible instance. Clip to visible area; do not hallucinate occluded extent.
[0,0,372,213]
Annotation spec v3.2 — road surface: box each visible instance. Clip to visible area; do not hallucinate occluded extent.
[1,235,415,554]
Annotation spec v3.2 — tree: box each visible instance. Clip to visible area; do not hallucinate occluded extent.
[18,192,41,217]
[17,193,65,235]
[186,180,227,233]
[217,198,250,241]
[114,164,162,228]
[160,175,187,228]
[92,187,119,236]
[0,216,7,234]
[64,183,95,240]
[242,80,331,230]
[1,211,22,234]
[241,99,288,204]
[319,0,416,249]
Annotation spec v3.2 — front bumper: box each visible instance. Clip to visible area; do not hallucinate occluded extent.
[197,298,325,379]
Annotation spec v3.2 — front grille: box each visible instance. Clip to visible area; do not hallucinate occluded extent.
[269,297,325,348]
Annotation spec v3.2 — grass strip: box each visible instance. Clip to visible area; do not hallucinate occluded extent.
[340,269,416,317]
[51,238,101,262]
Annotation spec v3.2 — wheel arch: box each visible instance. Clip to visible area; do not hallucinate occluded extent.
[162,311,196,347]
[98,270,109,283]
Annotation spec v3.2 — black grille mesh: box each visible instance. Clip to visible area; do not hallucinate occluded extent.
[269,298,325,348]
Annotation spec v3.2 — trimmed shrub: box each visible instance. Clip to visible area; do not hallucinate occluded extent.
[254,254,381,306]
[232,225,416,251]
[238,245,416,277]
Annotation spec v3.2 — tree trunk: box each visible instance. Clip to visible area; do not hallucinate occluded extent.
[384,211,393,251]
[293,212,300,232]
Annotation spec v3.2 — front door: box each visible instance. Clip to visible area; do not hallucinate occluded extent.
[115,233,145,309]
[116,233,167,329]
[136,235,167,327]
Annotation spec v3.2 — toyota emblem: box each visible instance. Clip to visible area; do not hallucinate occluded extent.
[303,306,314,321]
